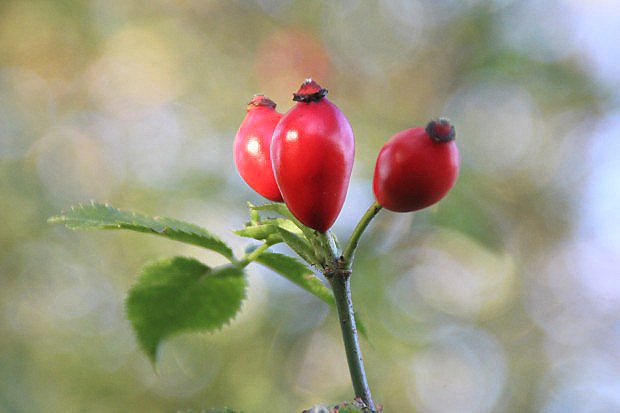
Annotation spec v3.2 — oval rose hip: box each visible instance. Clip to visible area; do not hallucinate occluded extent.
[271,79,355,232]
[373,119,459,212]
[234,95,283,202]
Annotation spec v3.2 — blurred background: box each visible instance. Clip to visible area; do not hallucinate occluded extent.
[1,0,619,412]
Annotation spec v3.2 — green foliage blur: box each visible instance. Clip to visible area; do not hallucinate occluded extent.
[1,1,617,412]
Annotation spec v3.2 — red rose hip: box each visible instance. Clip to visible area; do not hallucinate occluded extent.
[373,118,459,212]
[234,95,283,202]
[271,79,355,232]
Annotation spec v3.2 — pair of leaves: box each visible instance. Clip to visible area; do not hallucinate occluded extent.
[49,202,347,362]
[50,203,244,362]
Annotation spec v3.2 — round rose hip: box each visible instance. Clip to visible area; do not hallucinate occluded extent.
[373,119,459,212]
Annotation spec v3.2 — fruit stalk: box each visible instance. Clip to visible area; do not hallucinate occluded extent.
[326,260,377,412]
[342,202,382,265]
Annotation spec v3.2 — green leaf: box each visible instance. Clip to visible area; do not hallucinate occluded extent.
[255,251,369,340]
[249,202,292,218]
[126,257,246,363]
[49,202,234,260]
[256,252,334,306]
[272,218,305,235]
[234,218,302,246]
[239,208,317,263]
[234,223,281,242]
[250,202,317,241]
[249,203,334,266]
[248,202,261,225]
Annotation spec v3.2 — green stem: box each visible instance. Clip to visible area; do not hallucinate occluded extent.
[342,202,382,265]
[237,243,270,268]
[327,265,376,412]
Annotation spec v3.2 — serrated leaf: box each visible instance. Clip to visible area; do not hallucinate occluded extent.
[49,202,234,260]
[126,257,246,363]
[256,252,334,306]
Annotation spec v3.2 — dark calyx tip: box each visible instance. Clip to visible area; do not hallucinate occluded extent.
[426,118,455,143]
[292,78,328,103]
[247,94,277,111]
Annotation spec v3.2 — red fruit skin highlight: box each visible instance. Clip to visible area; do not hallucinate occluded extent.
[271,79,355,232]
[234,95,283,202]
[373,119,459,212]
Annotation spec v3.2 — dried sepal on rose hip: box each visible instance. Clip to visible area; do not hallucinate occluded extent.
[233,94,283,202]
[373,118,459,212]
[270,79,355,232]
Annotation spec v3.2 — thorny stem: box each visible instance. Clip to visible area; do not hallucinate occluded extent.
[342,202,382,266]
[326,261,377,412]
